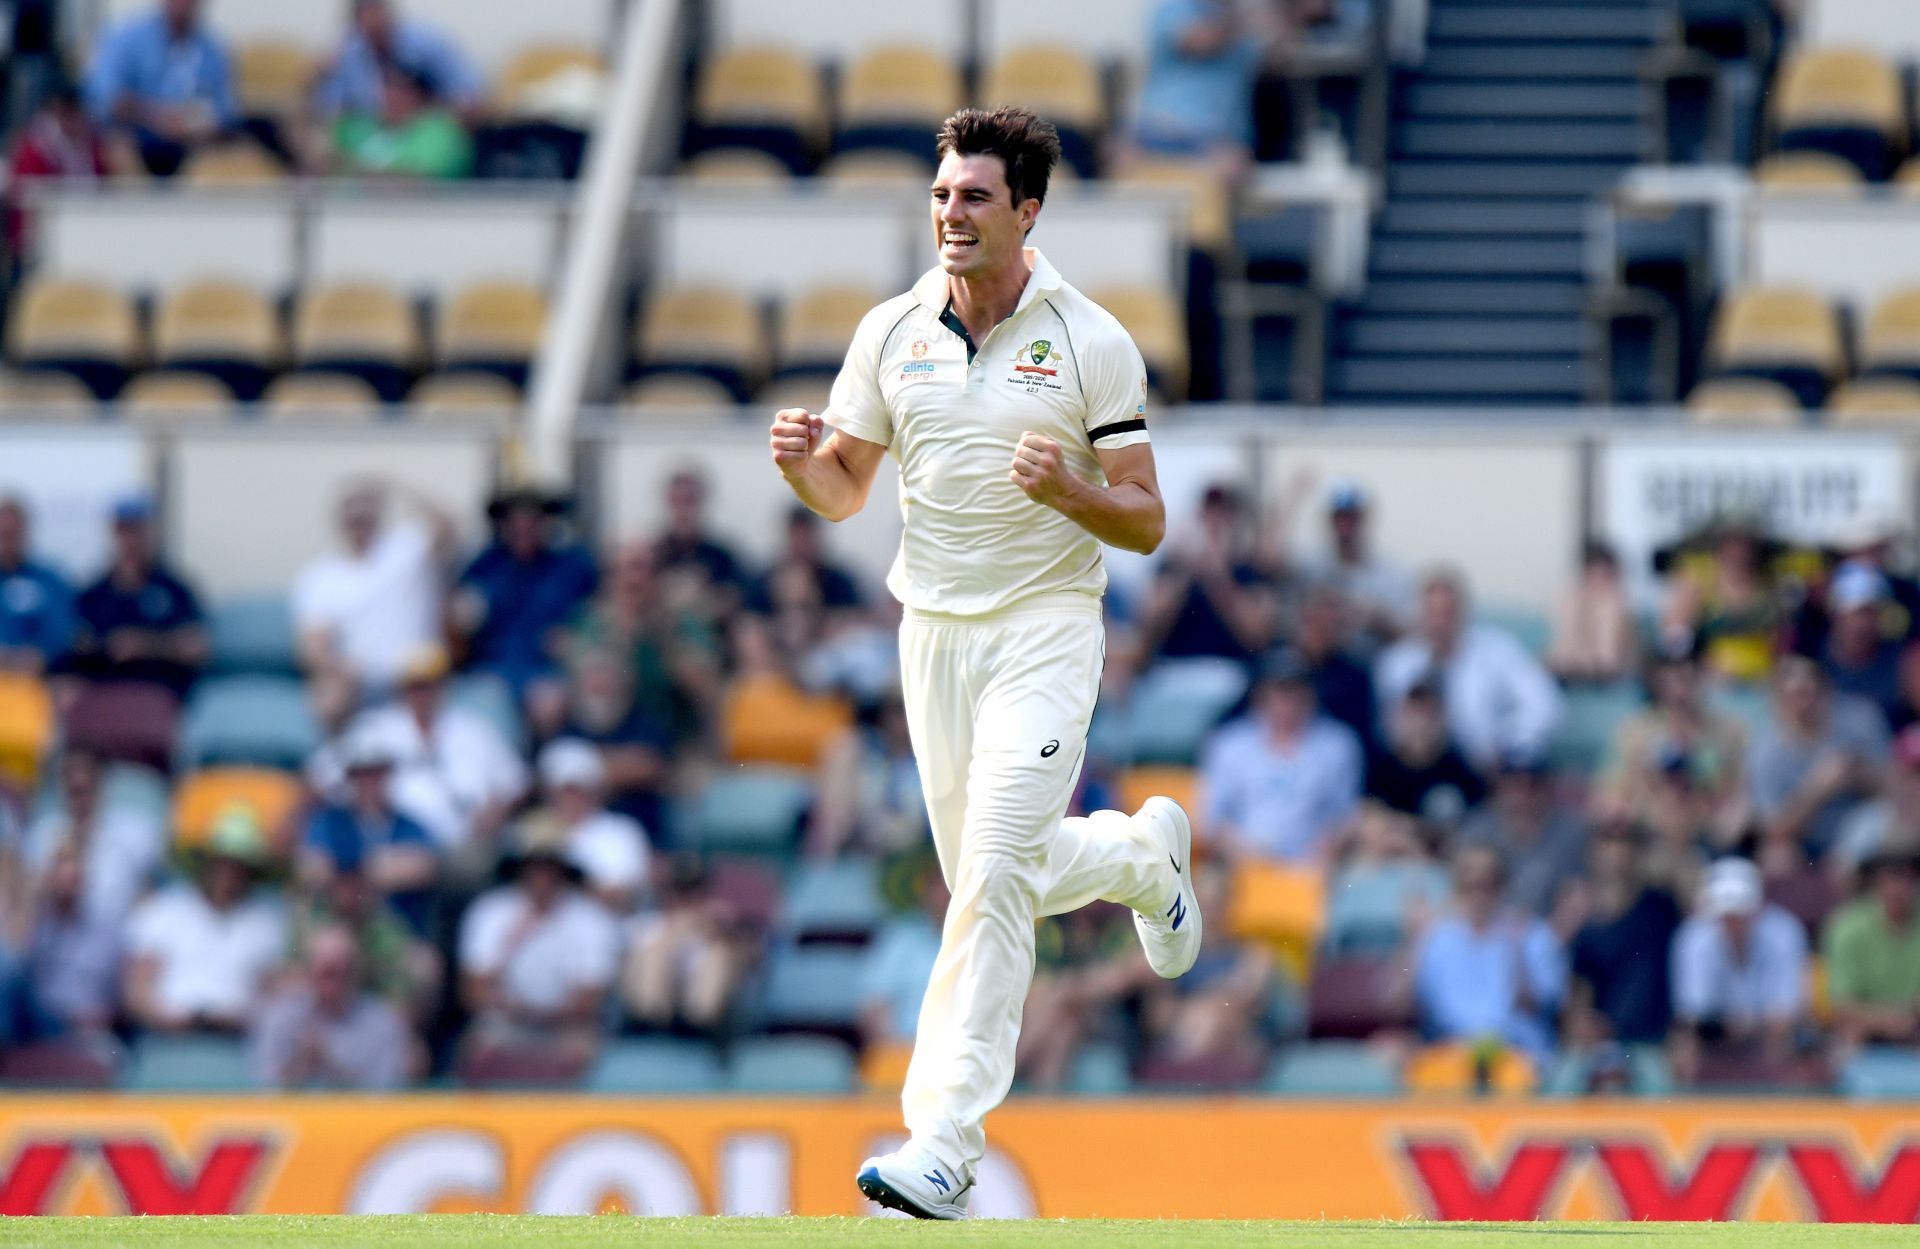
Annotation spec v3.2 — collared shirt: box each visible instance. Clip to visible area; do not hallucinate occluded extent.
[310,20,485,117]
[84,14,234,128]
[1375,626,1565,767]
[249,987,413,1090]
[291,522,441,687]
[1199,714,1363,861]
[826,248,1151,616]
[310,705,530,851]
[1671,904,1807,1026]
[1414,909,1565,1057]
[1822,899,1920,1008]
[74,562,203,644]
[0,558,73,659]
[126,884,287,1023]
[862,913,942,1042]
[1133,0,1266,151]
[458,886,619,1015]
[303,804,437,932]
[457,543,598,676]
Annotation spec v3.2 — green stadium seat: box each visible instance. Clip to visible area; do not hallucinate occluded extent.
[1709,681,1772,740]
[208,596,300,677]
[1838,1048,1920,1100]
[1475,605,1551,657]
[1550,681,1642,774]
[449,672,527,754]
[124,1035,253,1091]
[586,1038,725,1093]
[758,945,868,1036]
[101,762,172,825]
[179,675,319,771]
[687,768,814,862]
[1123,658,1250,765]
[1062,1041,1134,1095]
[727,1036,857,1093]
[1263,1042,1403,1096]
[781,858,884,942]
[1324,862,1450,958]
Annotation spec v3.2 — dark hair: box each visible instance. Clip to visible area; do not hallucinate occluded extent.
[934,106,1060,209]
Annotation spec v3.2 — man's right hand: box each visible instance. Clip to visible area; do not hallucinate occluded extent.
[769,408,823,478]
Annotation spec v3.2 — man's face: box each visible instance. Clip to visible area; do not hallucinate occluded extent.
[356,0,394,47]
[1421,581,1462,645]
[339,492,381,551]
[1777,661,1823,720]
[1653,659,1698,708]
[522,859,566,907]
[666,475,703,529]
[786,513,819,563]
[1875,864,1919,915]
[1453,852,1502,921]
[0,504,26,564]
[1257,681,1314,735]
[500,506,544,560]
[163,0,198,32]
[402,678,442,722]
[112,518,151,568]
[203,857,251,908]
[931,152,1036,279]
[1836,601,1881,647]
[1329,507,1363,549]
[307,931,358,1015]
[347,764,390,809]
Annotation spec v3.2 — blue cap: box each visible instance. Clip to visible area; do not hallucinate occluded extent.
[1327,479,1369,513]
[1831,561,1890,612]
[112,495,154,525]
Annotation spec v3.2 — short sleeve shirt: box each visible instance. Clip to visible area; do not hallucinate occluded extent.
[825,248,1152,616]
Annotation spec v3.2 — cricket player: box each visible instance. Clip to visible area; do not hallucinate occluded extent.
[768,106,1201,1220]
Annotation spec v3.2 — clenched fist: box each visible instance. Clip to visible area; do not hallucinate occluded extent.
[770,407,823,478]
[1009,431,1073,507]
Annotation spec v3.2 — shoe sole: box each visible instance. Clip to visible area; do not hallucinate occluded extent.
[1142,795,1201,978]
[857,1166,965,1221]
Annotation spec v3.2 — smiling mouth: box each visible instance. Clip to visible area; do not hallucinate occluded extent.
[942,232,979,248]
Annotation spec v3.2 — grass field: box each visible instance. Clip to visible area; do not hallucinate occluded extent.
[1,1219,1919,1248]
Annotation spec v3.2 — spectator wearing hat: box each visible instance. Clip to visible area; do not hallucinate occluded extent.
[1363,669,1485,830]
[452,488,597,716]
[1660,514,1787,685]
[289,866,439,1021]
[251,922,417,1090]
[1563,820,1683,1054]
[1140,483,1277,664]
[459,823,620,1064]
[1302,479,1413,649]
[1547,541,1638,685]
[528,738,650,915]
[1599,637,1749,837]
[311,0,484,123]
[1818,562,1906,729]
[1829,726,1920,886]
[1822,848,1920,1059]
[123,809,287,1034]
[1199,647,1362,864]
[84,0,235,177]
[20,748,164,924]
[1670,857,1808,1084]
[63,495,207,697]
[1459,750,1587,924]
[0,496,73,676]
[300,722,437,934]
[1376,567,1563,770]
[1293,582,1376,750]
[1749,655,1887,860]
[292,478,456,727]
[1793,512,1920,659]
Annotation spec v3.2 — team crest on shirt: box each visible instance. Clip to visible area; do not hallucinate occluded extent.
[1008,340,1065,391]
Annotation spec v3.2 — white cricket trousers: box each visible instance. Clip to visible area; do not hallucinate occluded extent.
[896,591,1169,1177]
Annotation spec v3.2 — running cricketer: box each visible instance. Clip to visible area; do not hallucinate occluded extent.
[767,106,1201,1220]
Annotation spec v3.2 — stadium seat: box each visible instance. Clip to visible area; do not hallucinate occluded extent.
[0,673,53,790]
[172,766,304,848]
[817,150,936,186]
[1113,767,1200,834]
[586,1037,725,1093]
[622,375,740,410]
[0,369,97,418]
[836,46,963,165]
[436,282,547,386]
[1685,376,1802,424]
[208,596,299,676]
[5,279,140,399]
[1120,657,1248,765]
[1551,681,1642,774]
[152,281,281,400]
[409,372,522,419]
[262,372,384,420]
[1227,861,1324,983]
[493,45,606,123]
[1899,158,1920,193]
[181,141,285,186]
[1324,862,1448,958]
[1770,48,1906,180]
[1704,287,1844,408]
[124,1035,252,1091]
[291,284,424,402]
[774,285,878,377]
[1828,377,1920,425]
[1859,288,1920,382]
[689,47,828,175]
[449,672,527,754]
[63,682,181,774]
[1405,1043,1537,1094]
[119,371,238,422]
[1085,285,1189,400]
[781,857,885,942]
[722,673,853,767]
[631,287,766,403]
[1135,1047,1266,1092]
[457,1039,589,1088]
[1263,1042,1403,1096]
[980,46,1105,176]
[860,1040,914,1090]
[1062,1040,1134,1094]
[234,42,316,126]
[1752,151,1866,191]
[681,149,797,183]
[0,1037,121,1089]
[1838,1047,1920,1099]
[706,856,786,934]
[179,675,319,770]
[755,375,832,414]
[685,767,814,861]
[101,762,172,826]
[1112,155,1234,255]
[1541,1044,1673,1097]
[758,945,868,1039]
[1474,604,1550,657]
[1307,955,1412,1040]
[728,1036,857,1093]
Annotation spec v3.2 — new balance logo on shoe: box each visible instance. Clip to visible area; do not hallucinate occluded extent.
[925,1170,951,1194]
[1167,893,1187,932]
[1170,855,1182,876]
[1040,740,1060,758]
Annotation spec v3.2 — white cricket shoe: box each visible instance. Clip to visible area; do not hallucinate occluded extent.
[856,1143,971,1220]
[1132,795,1201,978]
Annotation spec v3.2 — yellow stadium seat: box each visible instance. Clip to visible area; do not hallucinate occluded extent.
[692,47,827,173]
[0,673,53,790]
[1860,288,1920,378]
[1827,377,1920,426]
[817,150,936,186]
[1226,861,1324,983]
[291,283,422,401]
[1770,48,1906,179]
[1087,285,1189,400]
[119,371,238,421]
[173,766,303,850]
[235,42,316,122]
[1752,151,1865,191]
[182,141,285,185]
[632,287,765,401]
[262,372,382,420]
[623,374,740,410]
[436,282,547,382]
[409,371,521,419]
[495,44,605,122]
[681,149,796,183]
[776,285,878,374]
[1115,766,1200,836]
[838,46,963,162]
[861,1041,915,1091]
[1112,154,1233,254]
[1685,376,1803,425]
[755,375,831,415]
[1404,1043,1537,1095]
[722,673,854,768]
[1897,158,1920,193]
[0,370,98,419]
[981,46,1104,173]
[5,279,139,398]
[1704,287,1844,407]
[152,281,280,398]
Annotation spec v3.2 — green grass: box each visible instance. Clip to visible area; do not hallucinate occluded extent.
[0,1219,1918,1248]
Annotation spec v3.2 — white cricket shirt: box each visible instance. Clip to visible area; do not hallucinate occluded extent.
[825,248,1152,616]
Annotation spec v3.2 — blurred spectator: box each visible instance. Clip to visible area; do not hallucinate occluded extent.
[84,0,235,177]
[123,810,286,1034]
[1363,671,1485,830]
[1670,857,1807,1084]
[623,855,752,1036]
[251,923,416,1090]
[1410,843,1564,1062]
[314,646,528,876]
[721,613,855,769]
[310,0,484,122]
[1129,0,1284,165]
[1830,726,1920,886]
[1599,637,1749,838]
[1547,541,1638,684]
[1749,655,1887,860]
[325,61,473,181]
[652,468,744,622]
[1822,848,1920,1059]
[10,841,122,1041]
[1660,515,1785,684]
[1301,481,1412,648]
[812,689,927,859]
[21,748,163,923]
[561,538,721,748]
[4,78,107,259]
[459,825,619,1064]
[0,496,73,675]
[451,488,597,708]
[1326,805,1450,954]
[62,495,207,696]
[300,722,437,934]
[527,739,650,915]
[1564,820,1682,1051]
[553,646,673,835]
[1818,563,1906,728]
[747,505,865,623]
[860,856,948,1047]
[290,867,439,1020]
[1793,513,1920,659]
[1140,484,1276,663]
[1376,567,1563,768]
[1138,864,1275,1072]
[1293,583,1375,750]
[1199,647,1363,864]
[1018,903,1153,1090]
[293,479,456,725]
[1459,750,1586,923]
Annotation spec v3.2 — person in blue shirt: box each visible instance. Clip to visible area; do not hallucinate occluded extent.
[310,0,485,123]
[84,0,235,177]
[1130,0,1285,160]
[452,488,599,713]
[64,496,207,696]
[301,723,438,935]
[0,496,73,676]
